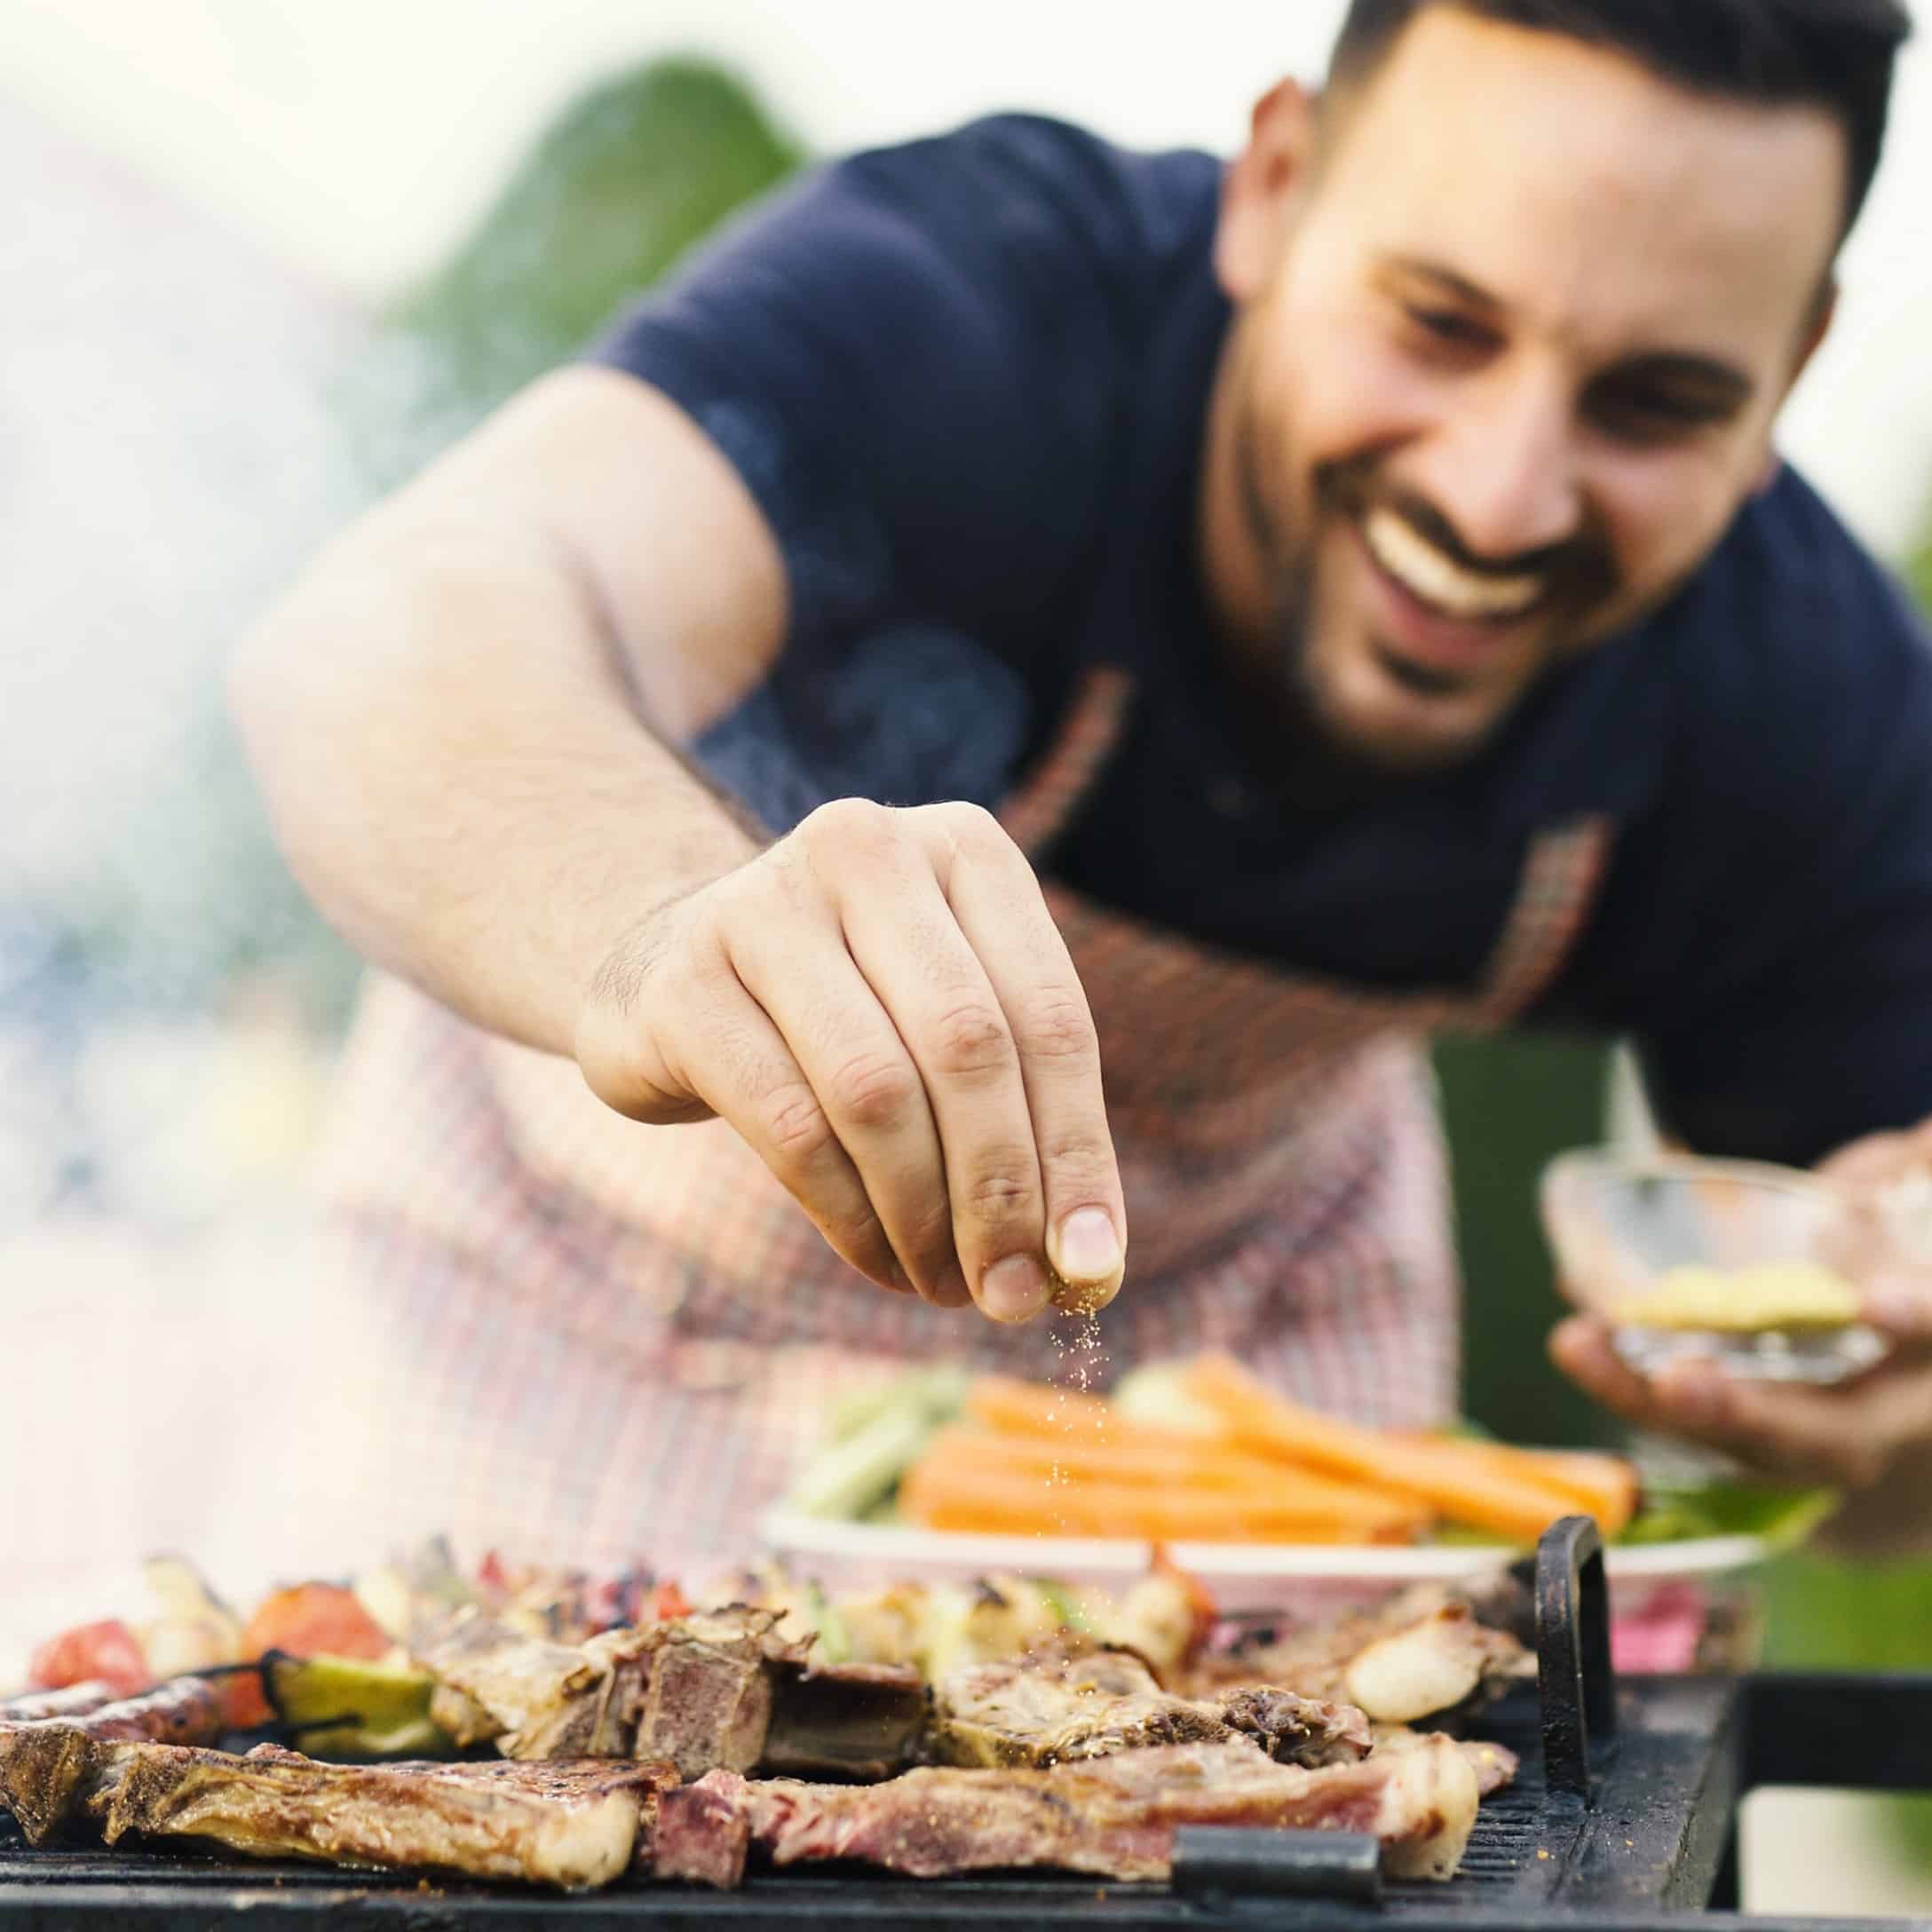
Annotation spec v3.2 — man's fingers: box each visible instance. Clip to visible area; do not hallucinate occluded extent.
[1551,1315,1932,1489]
[920,805,1126,1311]
[725,892,966,1309]
[1863,1270,1932,1342]
[822,804,1056,1323]
[1548,1316,1659,1423]
[669,963,909,1295]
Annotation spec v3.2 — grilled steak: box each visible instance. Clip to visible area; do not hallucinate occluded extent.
[4,1732,674,1890]
[416,1614,609,1754]
[928,1643,1368,1770]
[653,1732,1480,1888]
[0,1674,233,1837]
[416,1605,924,1780]
[1192,1590,1531,1722]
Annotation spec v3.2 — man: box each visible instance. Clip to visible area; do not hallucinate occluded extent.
[234,0,1932,1570]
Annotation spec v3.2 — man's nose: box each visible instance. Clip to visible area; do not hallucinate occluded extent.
[1407,363,1582,565]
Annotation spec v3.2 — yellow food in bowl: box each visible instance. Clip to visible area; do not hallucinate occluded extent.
[1614,1261,1860,1333]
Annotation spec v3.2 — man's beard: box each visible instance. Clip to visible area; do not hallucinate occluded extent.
[1223,400,1619,810]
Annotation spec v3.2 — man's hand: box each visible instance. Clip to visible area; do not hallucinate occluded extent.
[575,797,1127,1324]
[1551,1118,1932,1544]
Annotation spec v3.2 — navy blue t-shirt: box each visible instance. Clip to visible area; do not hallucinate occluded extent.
[592,114,1932,1170]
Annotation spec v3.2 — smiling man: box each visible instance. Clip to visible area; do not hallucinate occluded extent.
[233,0,1932,1569]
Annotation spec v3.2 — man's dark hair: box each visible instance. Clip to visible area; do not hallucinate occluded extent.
[1328,0,1913,241]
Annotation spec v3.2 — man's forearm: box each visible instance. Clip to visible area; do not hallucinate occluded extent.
[230,513,760,1058]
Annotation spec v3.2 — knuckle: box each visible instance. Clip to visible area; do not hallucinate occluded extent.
[936,799,1003,843]
[1018,986,1099,1062]
[762,1083,837,1167]
[963,1155,1040,1227]
[929,1000,1016,1079]
[825,1049,921,1130]
[800,796,899,859]
[1038,1128,1118,1186]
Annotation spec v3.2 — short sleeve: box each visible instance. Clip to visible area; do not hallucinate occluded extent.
[587,114,1179,654]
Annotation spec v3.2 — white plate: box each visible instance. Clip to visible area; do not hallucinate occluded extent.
[758,1509,1768,1614]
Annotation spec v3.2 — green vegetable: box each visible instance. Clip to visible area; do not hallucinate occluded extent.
[262,1652,453,1761]
[1035,1580,1095,1635]
[1614,1478,1838,1552]
[784,1404,937,1520]
[826,1366,970,1446]
[787,1368,968,1518]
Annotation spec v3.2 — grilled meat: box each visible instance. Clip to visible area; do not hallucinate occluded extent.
[4,1732,674,1890]
[653,1732,1480,1888]
[927,1643,1367,1770]
[761,1662,928,1781]
[416,1605,925,1781]
[1192,1589,1531,1722]
[416,1614,608,1754]
[1,1683,120,1723]
[706,1567,1206,1683]
[0,1680,226,1845]
[1370,1723,1521,1796]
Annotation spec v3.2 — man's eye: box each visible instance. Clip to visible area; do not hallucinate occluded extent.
[1404,305,1493,350]
[1588,387,1729,442]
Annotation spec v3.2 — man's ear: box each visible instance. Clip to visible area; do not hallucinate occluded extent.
[1756,279,1838,495]
[1215,76,1319,305]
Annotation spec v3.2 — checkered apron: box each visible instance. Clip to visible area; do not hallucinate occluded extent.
[302,668,1612,1577]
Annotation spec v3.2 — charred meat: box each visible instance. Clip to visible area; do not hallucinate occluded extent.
[926,1643,1367,1770]
[653,1731,1480,1888]
[4,1732,674,1890]
[1191,1588,1531,1722]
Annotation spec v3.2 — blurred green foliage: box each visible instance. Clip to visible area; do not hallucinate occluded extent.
[346,57,801,488]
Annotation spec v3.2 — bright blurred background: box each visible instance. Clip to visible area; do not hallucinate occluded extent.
[3,0,1931,1907]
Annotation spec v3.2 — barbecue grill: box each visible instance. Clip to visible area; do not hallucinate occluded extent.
[5,1519,1930,1930]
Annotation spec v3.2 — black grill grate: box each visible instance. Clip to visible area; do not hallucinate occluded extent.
[9,1524,1932,1931]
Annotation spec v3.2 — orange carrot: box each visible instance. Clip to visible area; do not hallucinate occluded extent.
[899,1459,1419,1544]
[967,1376,1152,1444]
[1394,1436,1640,1536]
[919,1425,1430,1534]
[1185,1355,1591,1544]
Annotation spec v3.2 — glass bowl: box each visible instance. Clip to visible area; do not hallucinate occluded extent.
[1539,1150,1893,1385]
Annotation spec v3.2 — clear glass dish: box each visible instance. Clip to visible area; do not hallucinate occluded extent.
[1538,1151,1896,1385]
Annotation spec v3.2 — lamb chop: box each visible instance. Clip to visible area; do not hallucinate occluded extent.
[416,1604,926,1780]
[652,1731,1482,1888]
[0,1676,230,1841]
[926,1642,1368,1770]
[3,1731,675,1891]
[1191,1588,1532,1723]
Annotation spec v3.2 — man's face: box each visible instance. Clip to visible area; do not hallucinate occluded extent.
[1204,8,1848,772]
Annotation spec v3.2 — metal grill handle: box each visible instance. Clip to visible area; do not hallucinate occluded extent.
[1535,1513,1617,1801]
[1171,1825,1383,1903]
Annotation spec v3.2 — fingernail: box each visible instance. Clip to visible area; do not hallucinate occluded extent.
[1052,1208,1122,1285]
[980,1253,1051,1324]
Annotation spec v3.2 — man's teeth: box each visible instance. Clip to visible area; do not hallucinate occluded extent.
[1364,509,1544,621]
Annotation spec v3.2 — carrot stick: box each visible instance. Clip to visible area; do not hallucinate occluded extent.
[1394,1437,1640,1535]
[899,1459,1419,1544]
[919,1425,1431,1534]
[967,1376,1160,1444]
[1184,1356,1591,1544]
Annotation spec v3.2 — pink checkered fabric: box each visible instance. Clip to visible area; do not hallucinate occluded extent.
[303,669,1613,1576]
